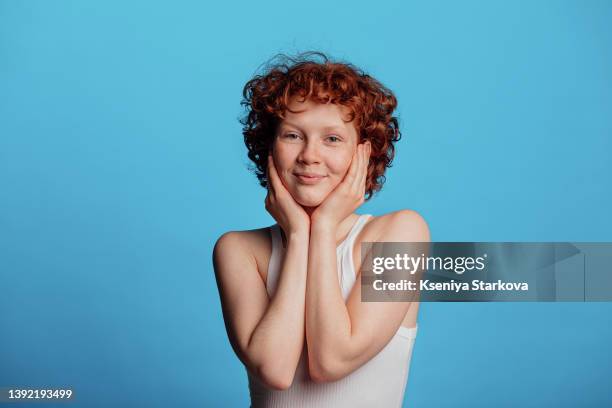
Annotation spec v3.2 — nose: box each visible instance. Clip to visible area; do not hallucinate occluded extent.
[297,139,321,165]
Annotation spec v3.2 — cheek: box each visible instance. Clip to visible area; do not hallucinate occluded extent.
[328,150,354,178]
[272,144,297,176]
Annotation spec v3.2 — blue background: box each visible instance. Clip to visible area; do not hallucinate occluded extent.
[1,0,611,406]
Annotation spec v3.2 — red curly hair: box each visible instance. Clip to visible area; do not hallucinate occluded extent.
[240,51,401,200]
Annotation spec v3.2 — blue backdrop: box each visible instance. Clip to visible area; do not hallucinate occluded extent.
[1,1,611,406]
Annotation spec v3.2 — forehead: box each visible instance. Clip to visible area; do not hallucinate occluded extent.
[281,97,355,129]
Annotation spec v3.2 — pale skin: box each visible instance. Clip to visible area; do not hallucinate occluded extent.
[213,97,430,390]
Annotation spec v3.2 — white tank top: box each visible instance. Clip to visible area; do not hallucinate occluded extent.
[247,214,418,408]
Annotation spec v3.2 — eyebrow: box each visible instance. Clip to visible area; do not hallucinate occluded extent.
[280,122,345,133]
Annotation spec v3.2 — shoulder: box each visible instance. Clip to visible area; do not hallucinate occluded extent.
[213,227,273,276]
[214,227,271,251]
[363,209,430,243]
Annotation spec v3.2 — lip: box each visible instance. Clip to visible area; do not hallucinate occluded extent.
[294,172,327,185]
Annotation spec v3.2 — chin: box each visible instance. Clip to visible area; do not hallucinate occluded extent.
[296,198,323,208]
[291,188,327,208]
[294,195,324,208]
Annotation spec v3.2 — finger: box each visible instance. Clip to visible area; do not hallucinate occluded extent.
[362,142,371,193]
[267,154,278,194]
[359,142,372,198]
[354,142,369,196]
[267,153,292,198]
[363,142,372,179]
[344,143,360,185]
[351,143,365,191]
[351,143,362,189]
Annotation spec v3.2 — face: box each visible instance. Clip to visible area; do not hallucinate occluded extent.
[272,96,359,207]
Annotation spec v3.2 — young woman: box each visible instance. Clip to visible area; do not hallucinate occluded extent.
[213,52,429,407]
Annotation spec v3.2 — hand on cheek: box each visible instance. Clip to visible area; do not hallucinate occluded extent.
[265,154,311,236]
[311,141,371,231]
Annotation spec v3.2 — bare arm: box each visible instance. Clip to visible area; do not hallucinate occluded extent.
[305,209,430,382]
[213,228,308,390]
[213,153,312,390]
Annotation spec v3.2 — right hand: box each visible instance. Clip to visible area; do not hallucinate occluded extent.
[265,153,310,236]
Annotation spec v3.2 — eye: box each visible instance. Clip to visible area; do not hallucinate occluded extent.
[283,132,301,140]
[326,135,341,143]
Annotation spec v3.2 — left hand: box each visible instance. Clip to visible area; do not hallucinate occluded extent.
[311,141,371,231]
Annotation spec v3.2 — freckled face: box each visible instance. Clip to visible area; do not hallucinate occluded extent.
[272,97,359,208]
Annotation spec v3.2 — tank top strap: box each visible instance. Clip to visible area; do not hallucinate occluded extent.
[337,214,372,299]
[340,214,372,250]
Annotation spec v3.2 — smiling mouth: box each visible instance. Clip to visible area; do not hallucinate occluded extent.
[294,173,327,185]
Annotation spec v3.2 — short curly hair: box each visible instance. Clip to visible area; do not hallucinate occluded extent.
[240,51,401,200]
